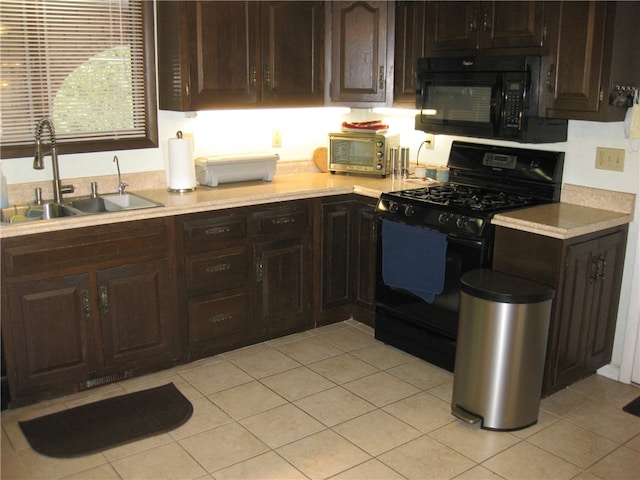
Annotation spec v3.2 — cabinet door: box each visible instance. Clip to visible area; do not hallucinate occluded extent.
[541,1,607,116]
[552,238,595,389]
[352,199,377,313]
[262,1,324,105]
[321,201,352,310]
[425,1,478,53]
[5,274,99,396]
[254,237,311,337]
[188,1,260,108]
[393,1,427,106]
[481,1,544,49]
[98,259,177,371]
[331,1,389,103]
[584,230,626,370]
[425,1,544,54]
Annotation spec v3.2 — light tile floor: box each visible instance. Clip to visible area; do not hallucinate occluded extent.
[2,320,640,480]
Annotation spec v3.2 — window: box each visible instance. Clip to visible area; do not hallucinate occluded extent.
[0,0,158,159]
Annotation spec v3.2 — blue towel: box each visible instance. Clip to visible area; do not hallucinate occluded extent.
[381,220,448,303]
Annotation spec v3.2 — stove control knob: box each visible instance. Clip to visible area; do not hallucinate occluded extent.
[376,141,384,148]
[376,163,383,170]
[388,201,399,213]
[438,213,452,224]
[404,205,415,217]
[456,216,468,228]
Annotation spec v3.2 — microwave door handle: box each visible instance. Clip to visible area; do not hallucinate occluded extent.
[490,78,503,135]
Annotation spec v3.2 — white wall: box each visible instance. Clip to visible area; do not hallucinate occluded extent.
[2,108,638,378]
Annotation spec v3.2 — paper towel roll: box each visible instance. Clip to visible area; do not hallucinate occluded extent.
[167,136,196,192]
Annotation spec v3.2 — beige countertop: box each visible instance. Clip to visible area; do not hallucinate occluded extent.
[492,203,633,239]
[0,173,421,239]
[2,175,634,241]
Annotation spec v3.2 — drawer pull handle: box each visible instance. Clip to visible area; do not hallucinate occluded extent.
[209,313,233,323]
[206,263,231,273]
[205,226,230,236]
[256,258,263,282]
[81,290,91,319]
[272,217,295,225]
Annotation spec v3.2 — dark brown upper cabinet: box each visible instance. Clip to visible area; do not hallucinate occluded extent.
[540,1,640,122]
[424,1,546,55]
[157,1,324,111]
[329,1,394,106]
[393,1,427,107]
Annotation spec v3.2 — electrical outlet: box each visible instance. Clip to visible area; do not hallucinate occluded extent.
[272,129,282,148]
[424,133,435,149]
[595,147,625,172]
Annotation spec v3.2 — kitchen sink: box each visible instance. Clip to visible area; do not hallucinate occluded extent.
[100,193,163,211]
[65,192,163,213]
[1,193,163,223]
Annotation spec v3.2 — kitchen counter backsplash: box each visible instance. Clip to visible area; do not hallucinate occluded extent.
[561,183,635,215]
[6,159,322,206]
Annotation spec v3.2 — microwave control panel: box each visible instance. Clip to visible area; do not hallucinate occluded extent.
[503,81,524,129]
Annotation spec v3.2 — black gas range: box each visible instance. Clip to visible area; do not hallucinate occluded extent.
[374,141,564,371]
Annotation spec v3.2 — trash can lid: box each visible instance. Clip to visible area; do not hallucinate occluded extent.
[461,269,554,304]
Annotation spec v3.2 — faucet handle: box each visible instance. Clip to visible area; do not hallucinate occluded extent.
[61,184,75,195]
[118,181,128,194]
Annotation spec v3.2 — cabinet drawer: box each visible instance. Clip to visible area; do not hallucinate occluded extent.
[250,201,309,237]
[183,212,247,250]
[2,219,169,277]
[185,248,247,292]
[188,291,249,344]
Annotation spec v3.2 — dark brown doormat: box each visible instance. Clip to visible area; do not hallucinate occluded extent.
[623,395,640,418]
[19,383,193,458]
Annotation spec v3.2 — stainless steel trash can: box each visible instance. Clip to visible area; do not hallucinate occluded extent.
[452,269,554,431]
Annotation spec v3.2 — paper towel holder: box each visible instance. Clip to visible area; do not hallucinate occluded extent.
[168,130,197,193]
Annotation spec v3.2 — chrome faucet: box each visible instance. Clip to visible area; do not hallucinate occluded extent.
[113,155,127,194]
[33,117,74,203]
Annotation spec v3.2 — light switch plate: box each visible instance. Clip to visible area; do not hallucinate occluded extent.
[595,147,625,172]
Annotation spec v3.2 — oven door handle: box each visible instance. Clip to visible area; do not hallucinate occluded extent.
[447,235,484,250]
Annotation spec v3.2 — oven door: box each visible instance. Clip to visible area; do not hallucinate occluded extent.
[374,216,490,371]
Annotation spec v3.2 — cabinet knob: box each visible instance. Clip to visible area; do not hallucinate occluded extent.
[546,64,556,93]
[256,258,263,282]
[81,290,91,319]
[264,65,271,88]
[251,65,257,88]
[99,286,109,313]
[482,9,491,32]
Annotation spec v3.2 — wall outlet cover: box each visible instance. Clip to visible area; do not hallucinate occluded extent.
[595,147,625,172]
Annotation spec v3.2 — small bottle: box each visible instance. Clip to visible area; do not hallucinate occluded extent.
[0,164,8,209]
[400,147,410,178]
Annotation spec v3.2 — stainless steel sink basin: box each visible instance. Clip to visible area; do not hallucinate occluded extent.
[68,197,108,213]
[30,202,81,219]
[1,193,163,224]
[65,192,162,214]
[100,193,163,211]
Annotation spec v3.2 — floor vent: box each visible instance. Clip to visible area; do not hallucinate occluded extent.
[79,371,133,391]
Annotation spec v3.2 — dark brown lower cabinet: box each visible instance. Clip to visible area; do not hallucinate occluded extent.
[98,259,176,370]
[1,219,180,407]
[493,225,627,396]
[316,194,377,327]
[177,200,313,361]
[254,236,311,337]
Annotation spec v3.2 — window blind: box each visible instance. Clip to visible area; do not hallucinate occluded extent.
[0,0,156,156]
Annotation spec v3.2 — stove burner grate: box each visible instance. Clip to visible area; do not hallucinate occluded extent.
[392,185,535,212]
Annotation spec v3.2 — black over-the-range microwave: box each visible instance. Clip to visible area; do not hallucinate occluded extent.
[415,55,568,143]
